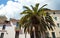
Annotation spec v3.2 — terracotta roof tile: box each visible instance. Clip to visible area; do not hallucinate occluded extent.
[44,10,60,12]
[10,18,19,22]
[0,21,11,26]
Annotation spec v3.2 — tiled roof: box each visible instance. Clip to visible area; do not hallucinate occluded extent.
[10,18,19,22]
[45,10,60,12]
[0,16,7,24]
[0,21,11,26]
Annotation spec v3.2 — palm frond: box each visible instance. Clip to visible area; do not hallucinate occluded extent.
[20,3,55,35]
[31,5,35,13]
[20,14,31,25]
[23,6,31,11]
[20,10,33,14]
[31,3,39,14]
[38,4,47,12]
[45,15,55,27]
[35,3,39,13]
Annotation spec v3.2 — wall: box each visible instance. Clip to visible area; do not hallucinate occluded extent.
[0,23,15,38]
[48,12,60,38]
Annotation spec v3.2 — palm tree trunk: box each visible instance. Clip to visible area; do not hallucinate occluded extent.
[35,31,40,38]
[34,30,36,38]
[42,32,45,38]
[25,32,27,38]
[30,27,34,38]
[35,26,41,38]
[30,31,34,38]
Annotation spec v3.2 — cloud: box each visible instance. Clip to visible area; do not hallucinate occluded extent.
[0,4,4,9]
[0,1,23,20]
[0,0,55,20]
[0,0,60,20]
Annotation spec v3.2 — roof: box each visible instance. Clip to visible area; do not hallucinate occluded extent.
[0,20,11,26]
[0,21,9,24]
[0,15,7,24]
[10,18,19,22]
[44,10,60,14]
[45,10,60,12]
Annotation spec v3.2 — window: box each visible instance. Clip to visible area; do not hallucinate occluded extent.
[16,22,19,27]
[57,23,60,27]
[54,17,57,20]
[45,32,49,38]
[2,25,6,30]
[52,32,56,38]
[59,32,60,34]
[53,12,56,14]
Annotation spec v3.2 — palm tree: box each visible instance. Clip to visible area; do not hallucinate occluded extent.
[19,3,55,38]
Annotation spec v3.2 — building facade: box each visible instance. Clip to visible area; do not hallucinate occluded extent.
[0,10,60,38]
[45,10,60,38]
[0,18,30,38]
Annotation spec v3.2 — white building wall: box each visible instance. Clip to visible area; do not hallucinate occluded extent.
[0,22,30,38]
[0,23,15,38]
[4,26,15,38]
[1,11,60,38]
[48,13,60,38]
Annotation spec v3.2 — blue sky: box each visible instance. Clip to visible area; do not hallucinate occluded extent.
[0,0,60,20]
[0,0,16,5]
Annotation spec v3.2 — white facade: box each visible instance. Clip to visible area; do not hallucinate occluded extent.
[0,21,30,38]
[47,10,60,38]
[0,10,60,38]
[0,22,15,38]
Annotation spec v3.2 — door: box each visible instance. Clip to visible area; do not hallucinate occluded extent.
[0,33,4,38]
[15,31,19,38]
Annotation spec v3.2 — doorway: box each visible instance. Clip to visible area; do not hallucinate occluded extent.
[15,31,19,38]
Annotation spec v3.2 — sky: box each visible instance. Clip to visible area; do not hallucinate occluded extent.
[0,0,60,20]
